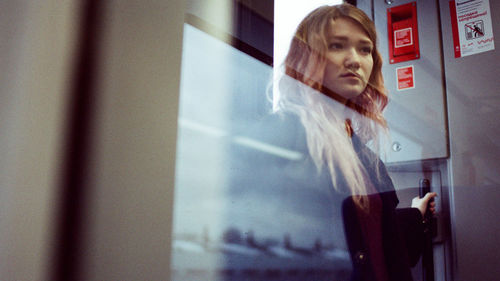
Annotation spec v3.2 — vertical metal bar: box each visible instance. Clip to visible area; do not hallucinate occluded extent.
[420,179,435,281]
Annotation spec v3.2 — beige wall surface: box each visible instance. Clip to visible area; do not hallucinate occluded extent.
[0,1,80,280]
[80,0,184,280]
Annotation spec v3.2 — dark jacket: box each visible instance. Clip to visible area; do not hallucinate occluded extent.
[343,130,425,281]
[241,112,426,280]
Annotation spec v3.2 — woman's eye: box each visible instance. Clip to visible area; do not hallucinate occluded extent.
[360,47,373,54]
[328,43,343,50]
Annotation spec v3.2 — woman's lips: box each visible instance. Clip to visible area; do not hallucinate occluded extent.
[340,72,361,80]
[341,71,360,77]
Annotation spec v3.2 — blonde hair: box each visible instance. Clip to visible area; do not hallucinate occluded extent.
[276,4,389,208]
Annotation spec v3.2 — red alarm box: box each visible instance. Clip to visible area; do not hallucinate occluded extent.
[387,2,419,64]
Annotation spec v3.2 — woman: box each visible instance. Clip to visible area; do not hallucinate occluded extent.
[275,4,437,281]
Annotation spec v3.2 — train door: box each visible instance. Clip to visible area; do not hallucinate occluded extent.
[171,0,453,280]
[169,0,500,281]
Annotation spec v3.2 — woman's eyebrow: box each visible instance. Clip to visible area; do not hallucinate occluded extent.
[327,35,348,41]
[359,38,373,44]
[327,35,373,45]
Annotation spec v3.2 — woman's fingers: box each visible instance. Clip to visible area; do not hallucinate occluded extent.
[424,192,438,202]
[423,192,438,214]
[412,192,438,216]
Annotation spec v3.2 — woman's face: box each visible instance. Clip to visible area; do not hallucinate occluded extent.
[322,17,374,101]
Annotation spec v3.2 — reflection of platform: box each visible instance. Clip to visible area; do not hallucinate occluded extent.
[171,239,351,281]
[172,240,205,253]
[218,243,262,256]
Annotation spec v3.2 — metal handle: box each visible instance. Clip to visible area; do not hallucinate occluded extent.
[419,178,434,281]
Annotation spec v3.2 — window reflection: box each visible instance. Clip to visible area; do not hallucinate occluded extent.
[171,22,351,280]
[171,1,441,280]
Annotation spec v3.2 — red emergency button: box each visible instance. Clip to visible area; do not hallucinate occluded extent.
[387,2,420,64]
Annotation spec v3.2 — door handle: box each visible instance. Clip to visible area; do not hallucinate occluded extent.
[419,178,435,281]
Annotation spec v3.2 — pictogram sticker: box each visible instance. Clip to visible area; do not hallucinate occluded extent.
[449,0,494,58]
[465,20,484,40]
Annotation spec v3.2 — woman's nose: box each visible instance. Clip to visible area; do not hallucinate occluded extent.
[344,48,361,69]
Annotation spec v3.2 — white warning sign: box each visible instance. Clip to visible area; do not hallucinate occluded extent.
[396,65,415,91]
[449,0,495,58]
[395,27,413,48]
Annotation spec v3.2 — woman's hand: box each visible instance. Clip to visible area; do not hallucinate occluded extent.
[411,192,438,217]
